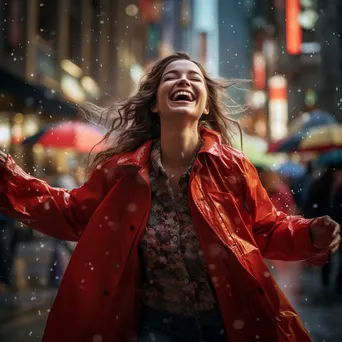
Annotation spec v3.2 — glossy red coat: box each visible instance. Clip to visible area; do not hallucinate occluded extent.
[0,128,327,342]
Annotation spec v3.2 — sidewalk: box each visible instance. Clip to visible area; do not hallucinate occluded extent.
[0,288,57,327]
[0,238,62,328]
[273,261,342,341]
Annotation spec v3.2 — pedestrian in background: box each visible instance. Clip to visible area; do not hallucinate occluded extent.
[0,213,16,291]
[48,159,84,287]
[0,52,341,342]
[258,169,298,215]
[304,165,342,290]
[330,179,342,293]
[256,167,301,301]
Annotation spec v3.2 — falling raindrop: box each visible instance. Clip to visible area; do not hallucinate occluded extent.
[232,319,245,330]
[92,334,103,342]
[127,203,137,212]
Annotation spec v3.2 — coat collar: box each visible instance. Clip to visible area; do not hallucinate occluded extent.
[117,127,222,168]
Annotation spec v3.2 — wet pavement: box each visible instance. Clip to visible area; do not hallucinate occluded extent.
[0,289,55,342]
[274,262,342,342]
[0,260,342,341]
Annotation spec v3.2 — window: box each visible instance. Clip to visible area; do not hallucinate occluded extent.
[91,0,102,82]
[38,0,58,45]
[2,0,24,52]
[68,0,83,65]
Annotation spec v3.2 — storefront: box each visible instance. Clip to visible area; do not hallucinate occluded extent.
[0,67,78,174]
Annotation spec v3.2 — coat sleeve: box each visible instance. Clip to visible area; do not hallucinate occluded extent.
[0,155,119,241]
[241,156,328,266]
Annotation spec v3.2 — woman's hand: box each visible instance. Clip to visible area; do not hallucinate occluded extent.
[0,150,7,167]
[310,216,341,253]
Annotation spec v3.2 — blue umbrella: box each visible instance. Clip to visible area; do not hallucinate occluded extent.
[275,161,306,178]
[276,110,337,152]
[316,150,342,167]
[300,109,337,129]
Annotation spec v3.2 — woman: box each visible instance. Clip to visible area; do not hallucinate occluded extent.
[0,52,340,342]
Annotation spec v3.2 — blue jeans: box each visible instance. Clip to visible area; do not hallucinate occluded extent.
[138,306,227,342]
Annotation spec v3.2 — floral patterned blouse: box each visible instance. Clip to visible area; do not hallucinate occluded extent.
[139,141,219,316]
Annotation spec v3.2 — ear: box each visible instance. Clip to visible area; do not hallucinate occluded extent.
[150,104,159,113]
[203,103,209,115]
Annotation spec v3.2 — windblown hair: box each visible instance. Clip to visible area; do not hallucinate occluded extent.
[83,52,242,175]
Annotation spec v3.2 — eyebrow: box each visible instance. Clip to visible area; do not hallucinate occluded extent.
[162,70,203,78]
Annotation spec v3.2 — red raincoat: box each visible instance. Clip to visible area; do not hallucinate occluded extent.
[0,128,327,342]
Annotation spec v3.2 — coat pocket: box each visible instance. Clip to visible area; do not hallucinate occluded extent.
[209,190,251,223]
[208,191,257,256]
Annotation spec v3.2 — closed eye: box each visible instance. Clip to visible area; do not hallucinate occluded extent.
[163,77,175,82]
[163,77,201,82]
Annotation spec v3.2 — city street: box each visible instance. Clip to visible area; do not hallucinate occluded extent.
[1,0,342,341]
[277,263,342,342]
[0,296,51,342]
[1,262,342,341]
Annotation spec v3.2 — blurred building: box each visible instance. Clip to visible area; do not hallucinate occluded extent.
[316,0,342,120]
[0,0,147,156]
[244,0,342,142]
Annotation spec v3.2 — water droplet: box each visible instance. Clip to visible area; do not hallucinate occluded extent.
[92,334,103,342]
[127,203,137,212]
[232,319,245,330]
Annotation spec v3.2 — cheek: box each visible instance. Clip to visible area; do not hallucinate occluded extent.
[156,86,168,105]
[199,89,209,106]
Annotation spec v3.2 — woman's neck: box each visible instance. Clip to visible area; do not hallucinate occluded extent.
[160,122,201,169]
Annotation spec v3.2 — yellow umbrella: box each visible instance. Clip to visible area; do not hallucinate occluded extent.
[299,124,342,151]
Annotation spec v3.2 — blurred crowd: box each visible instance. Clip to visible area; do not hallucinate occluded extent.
[0,161,85,292]
[257,160,342,294]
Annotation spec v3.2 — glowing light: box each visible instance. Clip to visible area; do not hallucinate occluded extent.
[61,59,83,78]
[81,76,100,97]
[126,4,138,16]
[286,0,302,55]
[0,124,10,145]
[61,75,86,103]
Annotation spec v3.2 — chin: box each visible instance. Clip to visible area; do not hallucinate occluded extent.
[167,106,200,118]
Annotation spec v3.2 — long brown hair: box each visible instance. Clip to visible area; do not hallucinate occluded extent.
[83,52,242,175]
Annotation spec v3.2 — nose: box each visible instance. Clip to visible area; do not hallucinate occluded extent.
[177,76,191,87]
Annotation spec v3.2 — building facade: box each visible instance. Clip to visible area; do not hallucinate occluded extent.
[0,0,147,156]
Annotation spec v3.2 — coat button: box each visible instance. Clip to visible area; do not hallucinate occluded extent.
[103,290,109,296]
[193,165,198,172]
[130,225,135,231]
[257,286,264,294]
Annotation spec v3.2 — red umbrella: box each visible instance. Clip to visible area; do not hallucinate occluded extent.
[23,121,107,153]
[267,137,288,153]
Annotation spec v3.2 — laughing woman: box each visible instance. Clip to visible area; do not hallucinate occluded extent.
[0,52,340,342]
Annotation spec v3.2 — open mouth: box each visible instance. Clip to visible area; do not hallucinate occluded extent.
[170,90,195,102]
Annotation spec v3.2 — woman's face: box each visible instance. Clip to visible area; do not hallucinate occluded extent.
[153,59,209,121]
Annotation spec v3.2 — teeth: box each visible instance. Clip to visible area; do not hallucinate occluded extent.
[172,91,193,101]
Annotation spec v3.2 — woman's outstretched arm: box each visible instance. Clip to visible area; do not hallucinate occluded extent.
[0,151,119,241]
[241,156,328,265]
